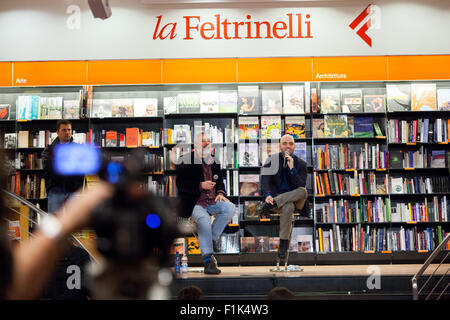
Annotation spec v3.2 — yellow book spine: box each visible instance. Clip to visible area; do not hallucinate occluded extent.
[319,228,324,252]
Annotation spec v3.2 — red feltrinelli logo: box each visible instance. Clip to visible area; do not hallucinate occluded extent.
[349,4,380,47]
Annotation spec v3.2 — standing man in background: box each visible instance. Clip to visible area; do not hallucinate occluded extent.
[42,120,84,213]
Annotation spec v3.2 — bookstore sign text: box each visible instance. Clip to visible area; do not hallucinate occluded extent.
[153,13,313,40]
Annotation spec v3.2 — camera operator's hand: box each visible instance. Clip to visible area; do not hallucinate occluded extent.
[200,180,216,191]
[57,181,114,236]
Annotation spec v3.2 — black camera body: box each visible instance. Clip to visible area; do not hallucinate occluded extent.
[53,143,177,265]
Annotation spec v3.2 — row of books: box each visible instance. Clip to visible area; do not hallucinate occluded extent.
[316,225,450,253]
[91,98,158,118]
[16,152,43,170]
[389,148,446,169]
[92,129,162,148]
[387,118,450,144]
[140,176,177,197]
[10,95,82,121]
[164,121,237,145]
[314,171,385,196]
[239,116,304,140]
[9,172,46,199]
[319,84,450,114]
[316,197,391,224]
[315,196,449,224]
[164,85,307,115]
[314,143,387,170]
[389,176,449,194]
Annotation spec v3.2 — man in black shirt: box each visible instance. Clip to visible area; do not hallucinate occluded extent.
[42,120,84,213]
[255,134,308,263]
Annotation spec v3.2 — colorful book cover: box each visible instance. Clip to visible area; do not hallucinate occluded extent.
[431,150,445,168]
[294,142,307,162]
[244,200,261,220]
[260,115,281,139]
[261,90,282,114]
[411,83,437,111]
[312,118,325,138]
[269,237,280,252]
[177,92,200,113]
[133,98,158,117]
[238,116,259,140]
[17,96,39,120]
[364,95,386,113]
[239,143,259,167]
[238,85,260,114]
[320,89,341,113]
[389,150,403,169]
[111,99,134,117]
[341,89,363,113]
[0,104,10,120]
[200,91,219,113]
[297,235,313,252]
[285,116,306,139]
[387,84,411,112]
[353,117,374,138]
[63,100,80,119]
[187,237,200,254]
[173,124,191,144]
[240,237,256,253]
[92,99,113,118]
[219,91,238,113]
[437,88,450,111]
[282,85,304,114]
[324,115,348,138]
[239,174,260,196]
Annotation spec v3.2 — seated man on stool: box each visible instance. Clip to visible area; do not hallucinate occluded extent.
[253,134,308,264]
[176,132,236,274]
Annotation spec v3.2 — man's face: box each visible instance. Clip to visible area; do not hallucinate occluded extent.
[280,136,295,155]
[195,133,211,158]
[57,124,72,143]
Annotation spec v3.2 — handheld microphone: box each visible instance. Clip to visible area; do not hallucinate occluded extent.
[213,174,219,181]
[284,151,290,167]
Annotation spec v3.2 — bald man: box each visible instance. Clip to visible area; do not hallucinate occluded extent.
[255,134,308,263]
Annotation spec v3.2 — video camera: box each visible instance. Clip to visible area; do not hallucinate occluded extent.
[53,143,177,266]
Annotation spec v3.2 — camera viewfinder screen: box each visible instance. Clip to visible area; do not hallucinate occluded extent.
[53,143,101,176]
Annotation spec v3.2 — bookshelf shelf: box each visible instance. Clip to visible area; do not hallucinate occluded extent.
[313,137,387,142]
[165,113,237,119]
[311,112,387,118]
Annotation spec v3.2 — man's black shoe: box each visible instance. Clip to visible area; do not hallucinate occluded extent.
[213,240,220,253]
[253,200,276,217]
[278,239,290,262]
[204,255,221,275]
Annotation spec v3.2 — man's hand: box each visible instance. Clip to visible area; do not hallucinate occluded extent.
[265,195,274,205]
[200,180,216,190]
[215,193,229,202]
[285,153,294,169]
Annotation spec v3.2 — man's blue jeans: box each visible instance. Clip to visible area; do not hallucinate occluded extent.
[48,188,75,214]
[191,200,236,256]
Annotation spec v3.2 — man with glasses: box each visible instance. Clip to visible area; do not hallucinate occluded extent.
[176,132,236,274]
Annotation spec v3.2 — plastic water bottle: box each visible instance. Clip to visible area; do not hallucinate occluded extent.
[174,252,181,274]
[181,253,188,273]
